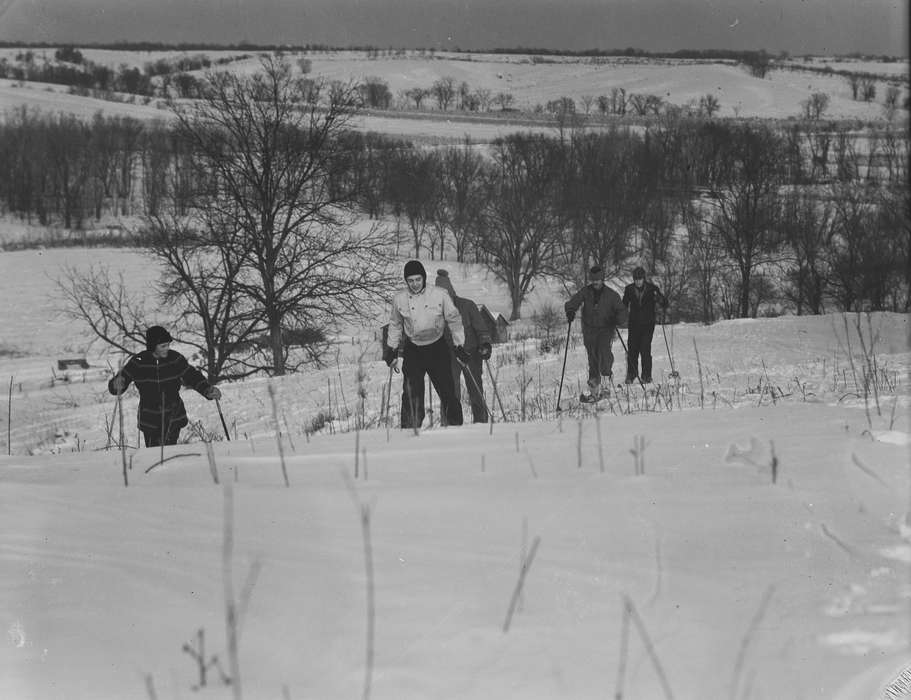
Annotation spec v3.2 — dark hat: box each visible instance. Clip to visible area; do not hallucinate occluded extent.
[403,259,426,282]
[588,265,604,280]
[434,268,457,299]
[145,325,173,351]
[633,266,646,280]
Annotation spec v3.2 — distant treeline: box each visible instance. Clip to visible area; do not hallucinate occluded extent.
[0,106,906,318]
[0,41,904,62]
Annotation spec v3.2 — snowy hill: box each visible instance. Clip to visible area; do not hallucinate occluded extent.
[0,246,909,699]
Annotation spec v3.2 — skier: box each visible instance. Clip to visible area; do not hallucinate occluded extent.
[435,269,493,423]
[108,325,222,447]
[564,265,626,401]
[384,260,466,428]
[621,266,669,384]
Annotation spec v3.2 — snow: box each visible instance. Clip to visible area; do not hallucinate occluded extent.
[0,248,909,700]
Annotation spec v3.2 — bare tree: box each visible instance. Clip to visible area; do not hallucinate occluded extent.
[561,130,652,275]
[170,56,396,375]
[55,264,157,356]
[700,124,788,317]
[779,191,835,314]
[479,134,566,320]
[386,148,439,257]
[431,76,456,111]
[434,138,489,261]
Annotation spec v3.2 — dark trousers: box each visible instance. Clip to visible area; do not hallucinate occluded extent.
[626,323,656,381]
[400,337,463,428]
[142,423,182,447]
[583,329,615,389]
[451,352,487,423]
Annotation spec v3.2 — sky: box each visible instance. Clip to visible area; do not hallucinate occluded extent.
[0,0,907,56]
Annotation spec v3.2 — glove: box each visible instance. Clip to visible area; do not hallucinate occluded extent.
[478,342,492,360]
[566,310,575,323]
[454,345,471,364]
[110,375,125,394]
[206,386,222,401]
[382,346,398,367]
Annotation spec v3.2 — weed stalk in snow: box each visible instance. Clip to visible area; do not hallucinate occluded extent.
[631,435,646,475]
[221,481,243,700]
[205,441,219,484]
[503,535,541,633]
[267,383,290,487]
[622,595,675,700]
[7,374,12,455]
[693,338,705,409]
[729,585,775,700]
[360,502,375,700]
[577,419,583,469]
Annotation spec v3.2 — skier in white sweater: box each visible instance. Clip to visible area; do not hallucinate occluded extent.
[385,260,467,427]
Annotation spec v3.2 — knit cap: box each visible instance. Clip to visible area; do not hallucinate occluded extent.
[434,269,457,299]
[403,260,426,284]
[145,325,173,351]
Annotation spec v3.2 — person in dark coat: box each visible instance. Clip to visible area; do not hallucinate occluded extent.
[564,265,626,400]
[108,326,222,447]
[384,260,466,428]
[621,266,669,384]
[435,269,493,423]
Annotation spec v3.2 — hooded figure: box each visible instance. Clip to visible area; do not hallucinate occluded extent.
[622,266,668,384]
[108,326,221,447]
[564,265,626,400]
[434,269,493,423]
[385,260,466,428]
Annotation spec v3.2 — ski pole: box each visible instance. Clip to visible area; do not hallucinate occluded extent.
[484,359,508,422]
[555,318,572,412]
[660,312,679,378]
[615,328,648,391]
[382,363,398,426]
[456,357,492,422]
[215,398,231,441]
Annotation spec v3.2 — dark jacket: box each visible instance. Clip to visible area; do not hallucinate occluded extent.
[108,350,212,432]
[443,296,490,353]
[565,284,626,335]
[622,281,668,327]
[435,271,492,353]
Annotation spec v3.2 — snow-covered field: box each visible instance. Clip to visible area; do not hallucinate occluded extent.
[0,50,906,138]
[0,247,909,700]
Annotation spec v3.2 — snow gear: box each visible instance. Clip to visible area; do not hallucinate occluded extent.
[555,318,572,412]
[145,325,173,351]
[660,317,679,379]
[564,266,626,399]
[108,328,220,447]
[614,328,647,391]
[215,398,231,441]
[435,269,492,423]
[388,262,465,428]
[622,270,668,385]
[403,259,427,286]
[399,337,463,428]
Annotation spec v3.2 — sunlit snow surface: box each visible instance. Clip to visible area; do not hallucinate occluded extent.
[0,249,909,700]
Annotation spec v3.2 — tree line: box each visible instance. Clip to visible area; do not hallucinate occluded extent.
[0,57,901,379]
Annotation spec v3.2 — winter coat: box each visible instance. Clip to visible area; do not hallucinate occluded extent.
[434,274,491,353]
[622,282,668,328]
[387,285,465,349]
[565,284,626,336]
[448,296,491,352]
[108,349,213,433]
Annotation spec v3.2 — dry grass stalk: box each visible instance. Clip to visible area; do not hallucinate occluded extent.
[503,535,541,633]
[267,383,290,487]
